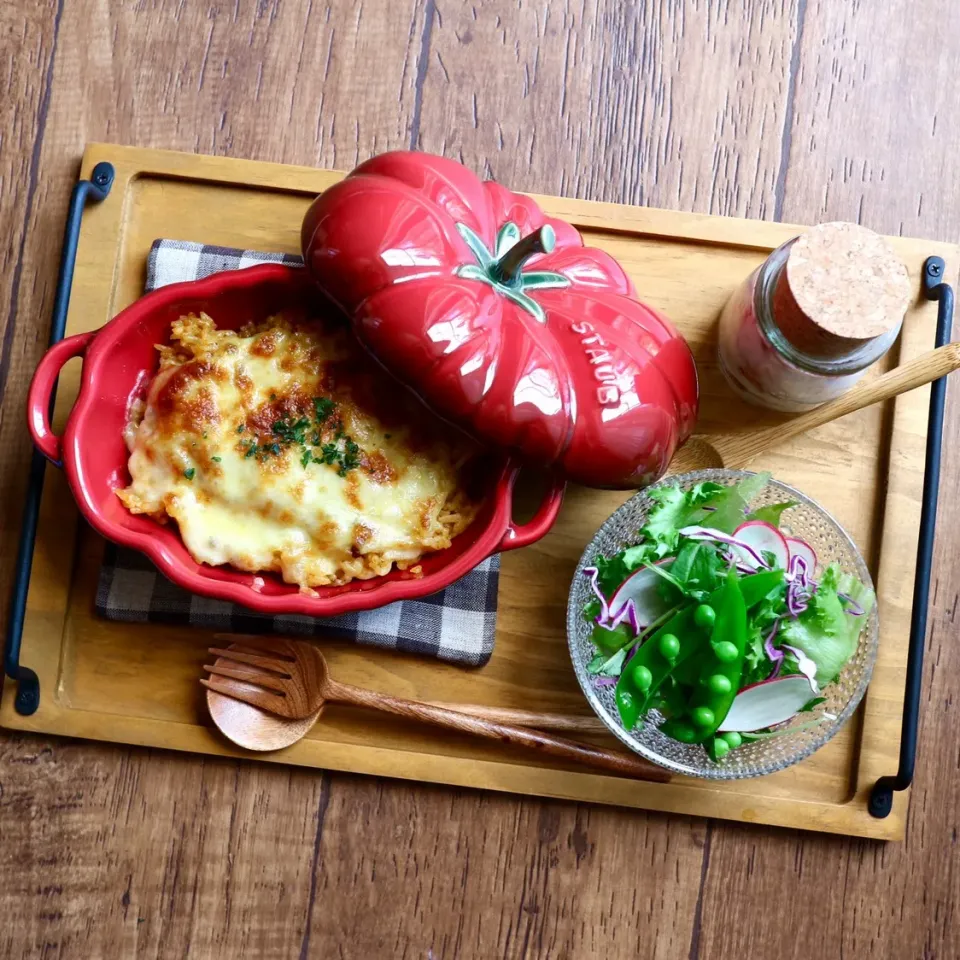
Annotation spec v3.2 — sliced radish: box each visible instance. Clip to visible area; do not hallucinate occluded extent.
[608,563,673,628]
[678,526,769,570]
[718,676,814,732]
[785,537,817,574]
[733,520,789,571]
[781,644,820,693]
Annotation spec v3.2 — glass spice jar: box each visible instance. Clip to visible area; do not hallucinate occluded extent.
[717,222,912,412]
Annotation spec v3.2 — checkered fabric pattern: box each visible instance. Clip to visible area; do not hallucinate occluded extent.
[95,239,500,667]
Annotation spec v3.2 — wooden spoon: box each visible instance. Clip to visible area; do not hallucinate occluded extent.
[202,637,667,781]
[207,634,606,735]
[670,341,960,473]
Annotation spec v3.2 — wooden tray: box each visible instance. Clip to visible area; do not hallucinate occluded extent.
[3,143,955,840]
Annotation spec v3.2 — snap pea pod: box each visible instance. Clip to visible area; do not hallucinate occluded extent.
[686,568,748,743]
[614,607,702,730]
[696,568,781,760]
[671,650,705,688]
[705,731,743,761]
[637,568,778,696]
[737,568,784,608]
[691,569,781,753]
[661,572,766,751]
[609,569,781,734]
[656,677,690,720]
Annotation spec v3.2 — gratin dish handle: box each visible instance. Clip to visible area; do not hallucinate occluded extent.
[27,330,95,466]
[499,475,566,552]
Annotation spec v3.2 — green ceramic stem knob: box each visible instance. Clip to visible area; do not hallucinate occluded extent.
[492,224,555,284]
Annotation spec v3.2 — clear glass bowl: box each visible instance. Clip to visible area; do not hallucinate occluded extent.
[566,469,879,779]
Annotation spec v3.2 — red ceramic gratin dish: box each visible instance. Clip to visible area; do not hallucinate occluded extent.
[27,263,565,616]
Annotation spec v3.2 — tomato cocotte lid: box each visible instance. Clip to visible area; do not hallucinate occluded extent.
[300,151,699,489]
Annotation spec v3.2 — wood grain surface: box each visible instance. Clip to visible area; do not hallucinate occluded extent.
[1,1,959,958]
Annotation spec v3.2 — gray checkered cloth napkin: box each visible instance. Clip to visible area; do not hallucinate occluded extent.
[95,239,500,667]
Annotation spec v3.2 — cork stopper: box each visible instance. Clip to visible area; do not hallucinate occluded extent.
[770,221,912,359]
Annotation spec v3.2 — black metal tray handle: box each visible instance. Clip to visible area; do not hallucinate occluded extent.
[2,162,113,716]
[869,256,954,818]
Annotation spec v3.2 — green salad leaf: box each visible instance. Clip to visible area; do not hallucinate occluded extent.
[588,647,629,677]
[688,481,728,502]
[591,622,633,654]
[640,484,695,556]
[741,622,770,687]
[655,539,723,601]
[593,552,629,597]
[622,542,656,569]
[747,500,796,527]
[739,569,786,611]
[640,481,726,556]
[779,564,874,684]
[750,581,786,631]
[642,561,688,600]
[838,570,877,629]
[691,472,769,533]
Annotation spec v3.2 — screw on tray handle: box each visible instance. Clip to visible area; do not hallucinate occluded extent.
[868,256,954,818]
[2,162,114,716]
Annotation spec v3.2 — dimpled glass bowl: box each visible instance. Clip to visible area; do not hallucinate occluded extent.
[567,469,879,780]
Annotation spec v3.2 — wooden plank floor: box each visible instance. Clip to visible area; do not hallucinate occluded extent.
[2,1,959,956]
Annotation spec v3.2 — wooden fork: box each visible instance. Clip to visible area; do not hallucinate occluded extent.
[201,637,668,782]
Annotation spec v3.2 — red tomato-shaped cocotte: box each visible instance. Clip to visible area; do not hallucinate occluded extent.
[301,151,698,489]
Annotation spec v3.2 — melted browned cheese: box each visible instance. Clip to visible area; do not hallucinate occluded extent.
[118,313,479,588]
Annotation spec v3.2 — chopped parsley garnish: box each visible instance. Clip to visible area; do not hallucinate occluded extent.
[236,424,246,434]
[339,438,361,476]
[272,416,311,446]
[240,395,363,476]
[318,442,340,464]
[183,467,196,480]
[313,397,335,422]
[211,456,222,463]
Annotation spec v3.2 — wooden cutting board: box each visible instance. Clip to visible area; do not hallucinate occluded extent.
[2,142,956,840]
